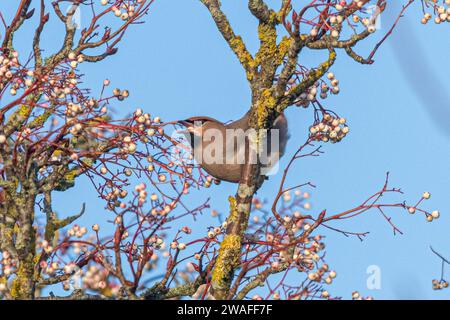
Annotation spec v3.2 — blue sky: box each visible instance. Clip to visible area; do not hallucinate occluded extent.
[3,0,450,299]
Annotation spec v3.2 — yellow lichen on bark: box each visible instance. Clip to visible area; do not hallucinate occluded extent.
[227,195,238,220]
[229,36,256,81]
[256,88,277,128]
[210,196,244,298]
[277,36,292,64]
[211,234,241,298]
[255,21,277,66]
[10,252,35,299]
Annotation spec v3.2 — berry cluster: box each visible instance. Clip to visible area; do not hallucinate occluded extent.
[107,1,143,21]
[67,52,85,69]
[432,279,449,290]
[406,192,440,222]
[422,1,450,24]
[66,264,118,294]
[0,251,16,281]
[0,51,20,93]
[293,72,341,108]
[39,260,62,276]
[309,113,349,143]
[67,224,89,238]
[309,1,378,39]
[351,291,374,300]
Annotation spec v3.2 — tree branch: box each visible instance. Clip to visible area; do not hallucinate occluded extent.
[200,0,256,81]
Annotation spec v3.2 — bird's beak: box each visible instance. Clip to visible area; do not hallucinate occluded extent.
[177,119,203,135]
[177,119,191,127]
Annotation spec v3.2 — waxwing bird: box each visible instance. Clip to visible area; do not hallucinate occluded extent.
[178,111,288,183]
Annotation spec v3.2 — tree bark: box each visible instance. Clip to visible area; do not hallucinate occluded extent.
[211,131,261,299]
[2,190,37,299]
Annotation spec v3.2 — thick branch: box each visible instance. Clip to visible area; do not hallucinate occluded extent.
[200,0,256,81]
[248,0,272,22]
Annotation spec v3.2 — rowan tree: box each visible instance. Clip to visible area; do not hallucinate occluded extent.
[0,0,445,300]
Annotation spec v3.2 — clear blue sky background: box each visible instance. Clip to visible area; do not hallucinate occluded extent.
[3,0,450,299]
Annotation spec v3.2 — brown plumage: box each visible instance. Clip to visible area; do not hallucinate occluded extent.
[178,111,289,183]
